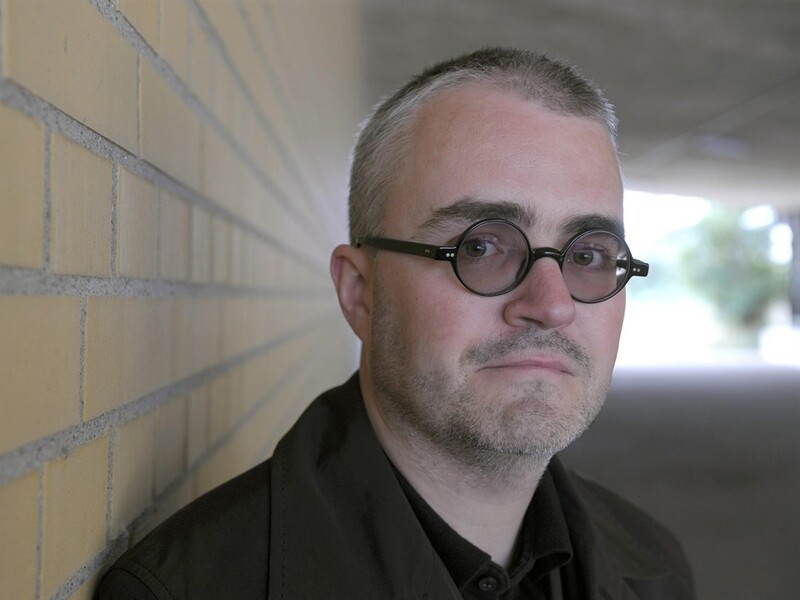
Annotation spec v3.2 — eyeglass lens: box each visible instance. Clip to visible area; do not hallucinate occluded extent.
[455,221,630,301]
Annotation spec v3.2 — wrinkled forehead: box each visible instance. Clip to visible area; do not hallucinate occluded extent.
[381,85,623,240]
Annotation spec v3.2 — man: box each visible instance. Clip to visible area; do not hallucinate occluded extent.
[97,48,695,599]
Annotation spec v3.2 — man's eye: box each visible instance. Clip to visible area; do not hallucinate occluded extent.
[572,249,598,266]
[462,236,499,258]
[570,246,611,268]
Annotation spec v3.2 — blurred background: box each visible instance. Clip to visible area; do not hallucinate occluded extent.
[0,1,797,599]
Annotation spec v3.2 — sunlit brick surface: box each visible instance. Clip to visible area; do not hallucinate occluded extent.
[0,1,361,597]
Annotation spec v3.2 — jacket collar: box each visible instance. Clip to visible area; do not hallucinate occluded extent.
[269,373,690,599]
[269,373,460,599]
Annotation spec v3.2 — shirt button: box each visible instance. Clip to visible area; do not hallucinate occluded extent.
[477,576,499,592]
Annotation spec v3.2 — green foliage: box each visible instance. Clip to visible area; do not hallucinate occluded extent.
[675,207,790,328]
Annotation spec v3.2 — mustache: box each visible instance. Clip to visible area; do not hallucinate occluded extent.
[462,329,591,373]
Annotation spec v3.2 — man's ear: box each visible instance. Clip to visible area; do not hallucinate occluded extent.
[330,244,372,342]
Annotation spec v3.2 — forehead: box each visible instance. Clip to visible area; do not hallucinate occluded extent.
[382,85,623,238]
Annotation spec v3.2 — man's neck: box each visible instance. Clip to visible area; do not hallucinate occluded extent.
[362,392,550,568]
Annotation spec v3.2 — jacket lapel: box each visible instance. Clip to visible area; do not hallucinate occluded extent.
[268,375,693,599]
[268,374,460,599]
[549,457,695,600]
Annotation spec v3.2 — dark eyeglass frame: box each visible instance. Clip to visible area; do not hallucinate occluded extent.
[356,218,650,303]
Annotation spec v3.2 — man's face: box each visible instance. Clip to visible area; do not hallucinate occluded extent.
[362,85,626,462]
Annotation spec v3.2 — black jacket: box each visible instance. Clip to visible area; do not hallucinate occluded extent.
[97,373,695,599]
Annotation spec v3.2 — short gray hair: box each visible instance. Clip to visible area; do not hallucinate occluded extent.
[348,47,618,244]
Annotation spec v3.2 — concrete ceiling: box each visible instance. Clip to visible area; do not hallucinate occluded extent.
[357,0,800,213]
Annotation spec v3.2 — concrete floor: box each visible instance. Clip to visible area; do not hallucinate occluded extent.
[560,363,800,600]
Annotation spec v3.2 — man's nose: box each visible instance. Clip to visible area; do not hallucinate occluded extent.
[502,258,577,329]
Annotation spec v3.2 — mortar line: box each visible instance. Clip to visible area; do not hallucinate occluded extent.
[0,264,334,298]
[235,0,338,228]
[52,320,346,599]
[252,327,343,461]
[48,535,129,600]
[136,50,142,161]
[34,468,43,600]
[42,128,52,272]
[0,0,4,73]
[183,383,192,477]
[91,0,331,253]
[184,0,330,244]
[0,309,341,485]
[140,326,325,517]
[105,430,115,543]
[155,185,162,279]
[186,4,194,90]
[110,164,118,277]
[48,327,326,600]
[0,79,327,274]
[79,296,88,422]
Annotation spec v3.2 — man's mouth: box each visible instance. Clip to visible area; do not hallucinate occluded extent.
[479,355,573,375]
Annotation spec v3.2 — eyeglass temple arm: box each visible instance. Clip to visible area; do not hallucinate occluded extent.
[629,259,649,278]
[357,238,457,261]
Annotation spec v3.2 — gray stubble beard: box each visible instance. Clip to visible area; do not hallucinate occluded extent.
[368,275,610,482]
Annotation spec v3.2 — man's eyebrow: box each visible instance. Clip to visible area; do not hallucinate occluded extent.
[560,214,625,239]
[416,198,536,236]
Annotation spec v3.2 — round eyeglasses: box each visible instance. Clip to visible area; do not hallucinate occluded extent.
[357,218,649,303]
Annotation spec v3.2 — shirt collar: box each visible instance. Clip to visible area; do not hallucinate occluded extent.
[392,461,573,593]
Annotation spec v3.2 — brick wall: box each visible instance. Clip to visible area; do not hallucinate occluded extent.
[0,1,364,598]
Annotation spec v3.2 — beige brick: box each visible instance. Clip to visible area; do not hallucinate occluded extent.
[243,0,280,73]
[118,0,159,51]
[210,216,229,284]
[155,395,188,494]
[238,232,253,288]
[241,166,269,232]
[0,470,39,600]
[0,105,44,268]
[135,476,193,543]
[0,296,80,454]
[110,413,155,537]
[202,126,243,216]
[241,351,272,411]
[228,226,242,286]
[194,387,285,499]
[242,104,278,187]
[213,59,240,136]
[222,296,248,359]
[50,134,113,276]
[207,373,229,444]
[173,297,221,380]
[141,60,201,190]
[190,206,212,283]
[190,16,213,108]
[158,191,191,280]
[160,0,190,83]
[41,436,109,600]
[84,297,173,419]
[4,1,138,152]
[197,0,266,109]
[117,169,159,279]
[187,384,209,465]
[193,436,242,499]
[224,365,245,432]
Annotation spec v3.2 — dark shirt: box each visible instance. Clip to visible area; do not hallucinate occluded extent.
[394,465,575,599]
[96,373,695,599]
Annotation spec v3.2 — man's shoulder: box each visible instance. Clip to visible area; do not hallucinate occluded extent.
[554,461,695,597]
[568,469,687,562]
[96,460,272,600]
